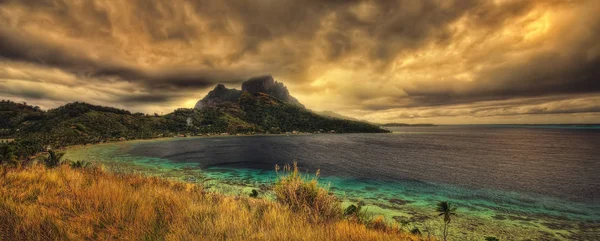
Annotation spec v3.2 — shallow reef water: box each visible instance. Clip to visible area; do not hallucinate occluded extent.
[64,126,600,240]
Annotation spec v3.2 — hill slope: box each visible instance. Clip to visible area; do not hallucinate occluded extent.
[236,92,383,133]
[193,75,386,134]
[194,75,304,109]
[1,98,385,150]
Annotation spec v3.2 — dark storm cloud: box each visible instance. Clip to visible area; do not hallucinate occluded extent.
[0,0,599,122]
[0,26,249,89]
[378,95,600,122]
[6,88,48,100]
[403,37,600,107]
[116,93,176,104]
[1,0,493,82]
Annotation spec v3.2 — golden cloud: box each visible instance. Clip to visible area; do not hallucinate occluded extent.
[0,0,598,123]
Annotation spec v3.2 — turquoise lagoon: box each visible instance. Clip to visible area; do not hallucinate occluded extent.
[64,126,600,240]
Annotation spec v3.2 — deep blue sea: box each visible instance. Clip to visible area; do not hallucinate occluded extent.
[65,125,600,240]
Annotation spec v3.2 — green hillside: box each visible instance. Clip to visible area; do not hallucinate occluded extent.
[1,95,387,160]
[238,92,385,133]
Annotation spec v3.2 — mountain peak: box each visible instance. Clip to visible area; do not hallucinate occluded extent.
[241,75,304,108]
[195,76,304,109]
[241,75,276,93]
[214,83,227,90]
[194,84,242,109]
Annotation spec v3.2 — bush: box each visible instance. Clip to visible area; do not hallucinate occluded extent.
[344,204,360,216]
[344,201,371,224]
[0,144,17,165]
[274,162,342,223]
[69,160,90,169]
[43,150,64,168]
[249,189,259,198]
[410,227,422,235]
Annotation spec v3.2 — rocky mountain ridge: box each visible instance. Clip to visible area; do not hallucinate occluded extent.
[194,75,303,109]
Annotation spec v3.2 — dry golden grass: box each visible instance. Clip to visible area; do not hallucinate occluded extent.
[0,165,425,241]
[274,163,341,223]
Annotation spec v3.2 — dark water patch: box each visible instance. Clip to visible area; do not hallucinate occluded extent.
[536,231,560,241]
[204,161,276,170]
[129,127,599,205]
[352,190,367,195]
[570,222,600,241]
[203,168,233,173]
[258,184,270,191]
[464,206,486,212]
[67,126,600,240]
[403,210,432,222]
[465,222,485,232]
[506,215,536,222]
[182,177,198,183]
[542,222,574,230]
[363,186,379,192]
[388,198,414,206]
[392,216,411,224]
[373,203,397,210]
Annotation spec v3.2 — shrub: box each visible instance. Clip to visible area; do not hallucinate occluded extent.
[485,236,500,241]
[410,227,422,235]
[344,204,360,216]
[43,150,64,168]
[0,144,17,165]
[274,162,342,223]
[344,201,371,224]
[249,189,259,198]
[69,160,90,169]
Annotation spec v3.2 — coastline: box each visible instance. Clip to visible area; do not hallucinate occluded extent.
[62,134,600,241]
[61,132,329,155]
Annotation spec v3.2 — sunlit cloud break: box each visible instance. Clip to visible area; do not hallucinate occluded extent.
[0,0,599,124]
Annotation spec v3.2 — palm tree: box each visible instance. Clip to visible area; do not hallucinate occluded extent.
[44,150,65,168]
[436,201,457,241]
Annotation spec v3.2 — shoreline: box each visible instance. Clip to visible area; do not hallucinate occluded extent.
[62,131,383,151]
[62,131,404,158]
[63,137,600,240]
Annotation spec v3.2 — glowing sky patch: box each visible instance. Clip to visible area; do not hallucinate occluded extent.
[0,0,598,124]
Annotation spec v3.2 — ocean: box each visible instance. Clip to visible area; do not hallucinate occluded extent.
[65,126,600,240]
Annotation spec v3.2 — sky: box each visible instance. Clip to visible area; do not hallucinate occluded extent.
[0,0,599,124]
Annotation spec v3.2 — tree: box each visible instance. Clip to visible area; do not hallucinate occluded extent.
[44,150,65,168]
[0,144,17,165]
[436,201,457,241]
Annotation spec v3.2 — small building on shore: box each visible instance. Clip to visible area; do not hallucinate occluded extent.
[0,139,15,144]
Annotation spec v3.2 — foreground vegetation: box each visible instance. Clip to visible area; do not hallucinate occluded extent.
[0,163,424,241]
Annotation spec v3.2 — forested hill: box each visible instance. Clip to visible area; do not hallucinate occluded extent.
[1,97,387,150]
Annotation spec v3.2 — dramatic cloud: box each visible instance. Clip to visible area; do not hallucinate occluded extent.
[0,0,599,123]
